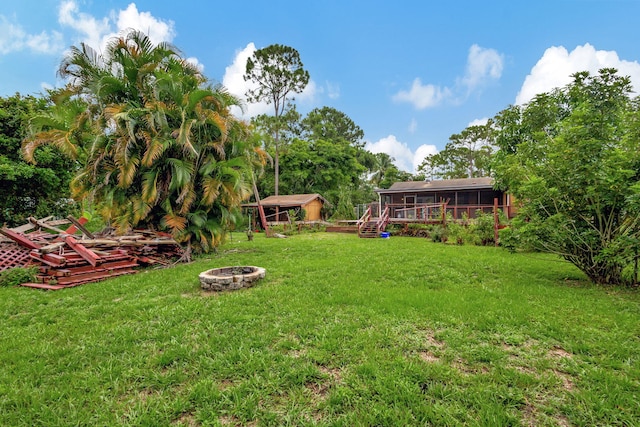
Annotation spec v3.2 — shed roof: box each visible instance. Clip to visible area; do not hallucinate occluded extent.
[247,193,329,207]
[376,177,494,194]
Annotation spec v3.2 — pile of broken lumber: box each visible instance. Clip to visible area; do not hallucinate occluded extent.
[0,216,183,290]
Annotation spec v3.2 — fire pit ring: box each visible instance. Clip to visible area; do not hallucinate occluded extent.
[199,266,266,291]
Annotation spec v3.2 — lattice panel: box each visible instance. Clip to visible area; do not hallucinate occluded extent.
[0,244,32,272]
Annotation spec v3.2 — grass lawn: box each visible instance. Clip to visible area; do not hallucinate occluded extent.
[1,232,639,426]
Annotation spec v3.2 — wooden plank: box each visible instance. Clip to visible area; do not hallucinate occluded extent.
[0,228,42,250]
[63,235,101,266]
[75,239,179,247]
[20,282,66,290]
[37,242,66,254]
[28,217,67,234]
[45,259,138,277]
[30,252,67,267]
[65,216,93,238]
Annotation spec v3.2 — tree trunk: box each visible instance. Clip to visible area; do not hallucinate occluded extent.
[274,145,279,196]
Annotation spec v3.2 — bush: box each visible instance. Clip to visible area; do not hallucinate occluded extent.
[430,225,448,243]
[0,266,38,287]
[471,210,497,246]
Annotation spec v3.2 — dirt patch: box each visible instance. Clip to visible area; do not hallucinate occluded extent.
[514,365,538,376]
[172,413,199,426]
[419,351,440,363]
[288,349,305,358]
[424,330,445,348]
[502,342,514,352]
[555,414,571,427]
[306,381,330,401]
[452,358,489,375]
[218,379,235,390]
[553,369,575,391]
[521,402,538,427]
[319,365,342,383]
[219,415,254,426]
[548,346,573,359]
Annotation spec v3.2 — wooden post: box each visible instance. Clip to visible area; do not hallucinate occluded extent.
[252,181,269,235]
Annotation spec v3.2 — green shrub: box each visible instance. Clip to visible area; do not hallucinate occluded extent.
[447,221,476,245]
[430,224,448,243]
[471,210,496,246]
[0,266,38,287]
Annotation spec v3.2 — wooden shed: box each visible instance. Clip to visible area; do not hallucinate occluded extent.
[247,193,329,224]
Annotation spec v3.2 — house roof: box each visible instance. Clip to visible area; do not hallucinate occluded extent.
[246,193,329,207]
[376,177,495,194]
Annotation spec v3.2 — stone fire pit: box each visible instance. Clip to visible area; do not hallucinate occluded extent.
[199,266,266,291]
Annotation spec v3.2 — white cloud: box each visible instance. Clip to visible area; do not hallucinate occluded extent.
[223,43,270,118]
[413,143,439,171]
[326,81,340,99]
[297,79,318,105]
[58,0,111,50]
[223,42,321,119]
[40,81,54,92]
[0,15,64,55]
[365,135,437,173]
[394,44,503,110]
[460,44,503,91]
[408,118,418,134]
[467,117,489,127]
[58,1,176,54]
[115,3,175,46]
[186,57,204,73]
[393,78,451,110]
[516,43,640,104]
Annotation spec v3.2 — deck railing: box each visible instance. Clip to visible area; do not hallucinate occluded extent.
[382,202,511,222]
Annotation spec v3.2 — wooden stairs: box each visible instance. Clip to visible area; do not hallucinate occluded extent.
[358,221,379,238]
[356,206,390,238]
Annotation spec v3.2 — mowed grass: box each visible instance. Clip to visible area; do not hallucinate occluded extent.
[1,233,639,426]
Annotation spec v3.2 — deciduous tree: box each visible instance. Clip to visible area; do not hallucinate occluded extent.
[494,68,640,286]
[0,93,78,226]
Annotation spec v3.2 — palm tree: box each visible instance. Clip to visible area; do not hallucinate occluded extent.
[24,30,262,253]
[370,152,395,187]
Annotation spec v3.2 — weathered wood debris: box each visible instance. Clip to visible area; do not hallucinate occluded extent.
[0,216,183,290]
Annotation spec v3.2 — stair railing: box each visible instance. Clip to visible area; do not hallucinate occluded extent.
[357,206,372,235]
[376,206,390,232]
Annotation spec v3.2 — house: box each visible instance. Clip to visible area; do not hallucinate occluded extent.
[246,193,330,224]
[374,177,515,221]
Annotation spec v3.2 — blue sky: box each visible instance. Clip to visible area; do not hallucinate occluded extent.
[2,0,640,172]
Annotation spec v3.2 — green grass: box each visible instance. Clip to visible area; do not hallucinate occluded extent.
[1,233,639,426]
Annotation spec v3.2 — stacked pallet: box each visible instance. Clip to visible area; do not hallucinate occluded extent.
[0,217,183,290]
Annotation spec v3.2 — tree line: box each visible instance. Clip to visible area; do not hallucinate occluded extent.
[2,30,639,286]
[0,32,410,243]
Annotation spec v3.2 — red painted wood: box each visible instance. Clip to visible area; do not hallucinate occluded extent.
[0,228,41,250]
[63,235,101,266]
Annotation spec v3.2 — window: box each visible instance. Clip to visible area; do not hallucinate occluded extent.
[417,194,435,204]
[456,191,478,205]
[480,190,498,205]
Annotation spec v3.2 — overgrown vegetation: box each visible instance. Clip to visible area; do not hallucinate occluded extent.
[0,94,78,226]
[493,68,640,286]
[0,266,37,287]
[387,210,505,247]
[1,233,637,426]
[22,30,263,253]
